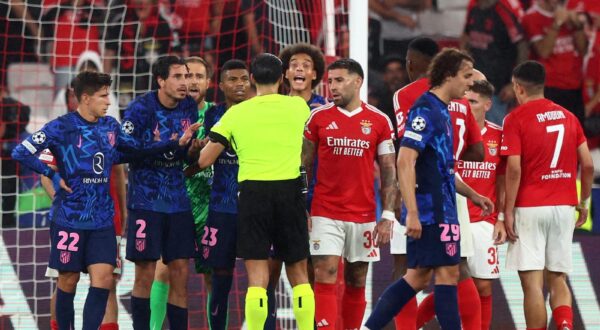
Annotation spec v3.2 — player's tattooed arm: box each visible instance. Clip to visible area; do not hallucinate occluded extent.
[301,138,316,185]
[378,153,398,213]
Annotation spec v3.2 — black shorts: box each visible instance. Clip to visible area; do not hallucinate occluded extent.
[125,209,197,264]
[237,178,309,264]
[407,223,461,268]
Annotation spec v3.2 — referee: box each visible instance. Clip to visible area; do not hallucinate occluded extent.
[198,53,314,330]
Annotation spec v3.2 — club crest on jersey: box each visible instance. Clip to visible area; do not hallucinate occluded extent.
[312,240,320,251]
[107,132,116,146]
[360,120,373,135]
[411,116,426,132]
[445,242,457,257]
[60,251,71,264]
[181,119,191,132]
[487,141,498,156]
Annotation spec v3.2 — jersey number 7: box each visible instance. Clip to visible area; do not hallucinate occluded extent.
[546,124,564,169]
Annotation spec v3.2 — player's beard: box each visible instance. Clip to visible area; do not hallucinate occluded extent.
[333,93,350,109]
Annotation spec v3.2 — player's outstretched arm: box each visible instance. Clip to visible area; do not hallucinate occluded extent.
[455,174,494,215]
[504,155,521,242]
[198,138,226,170]
[576,142,594,227]
[374,153,398,245]
[397,147,422,239]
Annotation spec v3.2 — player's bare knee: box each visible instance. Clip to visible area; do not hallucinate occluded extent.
[404,268,432,291]
[458,259,471,280]
[434,265,459,285]
[473,278,493,296]
[58,272,80,292]
[392,255,407,280]
[312,255,338,283]
[344,261,368,287]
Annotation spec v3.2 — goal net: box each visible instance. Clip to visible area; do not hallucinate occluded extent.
[0,0,351,329]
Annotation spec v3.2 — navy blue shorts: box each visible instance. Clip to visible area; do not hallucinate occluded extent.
[49,222,117,273]
[125,209,196,264]
[198,210,238,269]
[407,223,461,268]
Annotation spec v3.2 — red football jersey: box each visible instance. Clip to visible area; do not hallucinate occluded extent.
[501,98,586,207]
[39,149,122,234]
[393,77,482,160]
[305,102,394,223]
[457,121,505,224]
[522,4,583,90]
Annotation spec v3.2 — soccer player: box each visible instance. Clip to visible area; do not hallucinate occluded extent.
[198,53,314,330]
[501,61,593,330]
[390,37,486,329]
[459,79,507,330]
[123,55,200,330]
[148,56,216,330]
[11,71,194,330]
[197,59,251,330]
[264,43,327,328]
[364,48,489,330]
[39,86,127,330]
[303,58,397,330]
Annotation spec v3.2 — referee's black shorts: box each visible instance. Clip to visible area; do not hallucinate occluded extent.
[237,177,309,264]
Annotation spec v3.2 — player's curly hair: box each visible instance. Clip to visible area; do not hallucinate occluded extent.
[428,48,473,89]
[279,43,326,89]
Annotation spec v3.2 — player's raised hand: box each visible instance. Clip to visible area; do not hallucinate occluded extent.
[374,219,393,245]
[505,211,518,242]
[179,122,202,146]
[471,193,494,216]
[59,178,73,194]
[493,221,507,245]
[405,211,422,239]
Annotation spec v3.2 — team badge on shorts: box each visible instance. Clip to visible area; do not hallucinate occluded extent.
[203,246,210,259]
[60,251,71,264]
[135,238,146,252]
[312,240,320,251]
[445,242,457,257]
[360,120,372,135]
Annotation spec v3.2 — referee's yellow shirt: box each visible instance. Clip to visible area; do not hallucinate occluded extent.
[210,94,310,182]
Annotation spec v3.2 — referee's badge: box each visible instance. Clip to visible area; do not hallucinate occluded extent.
[312,240,320,250]
[360,120,372,135]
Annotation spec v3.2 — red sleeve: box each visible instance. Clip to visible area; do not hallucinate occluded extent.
[304,112,320,143]
[466,105,483,146]
[500,114,521,156]
[496,2,524,43]
[394,89,410,139]
[39,149,57,166]
[377,114,395,145]
[575,118,587,146]
[522,13,545,42]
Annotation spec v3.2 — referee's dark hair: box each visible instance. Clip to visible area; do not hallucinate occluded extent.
[512,60,545,95]
[408,37,439,59]
[220,59,248,82]
[328,58,364,80]
[279,43,326,89]
[73,71,113,101]
[251,53,283,85]
[428,48,473,89]
[153,55,187,88]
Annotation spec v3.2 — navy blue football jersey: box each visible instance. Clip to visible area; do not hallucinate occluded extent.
[123,91,198,213]
[400,91,457,226]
